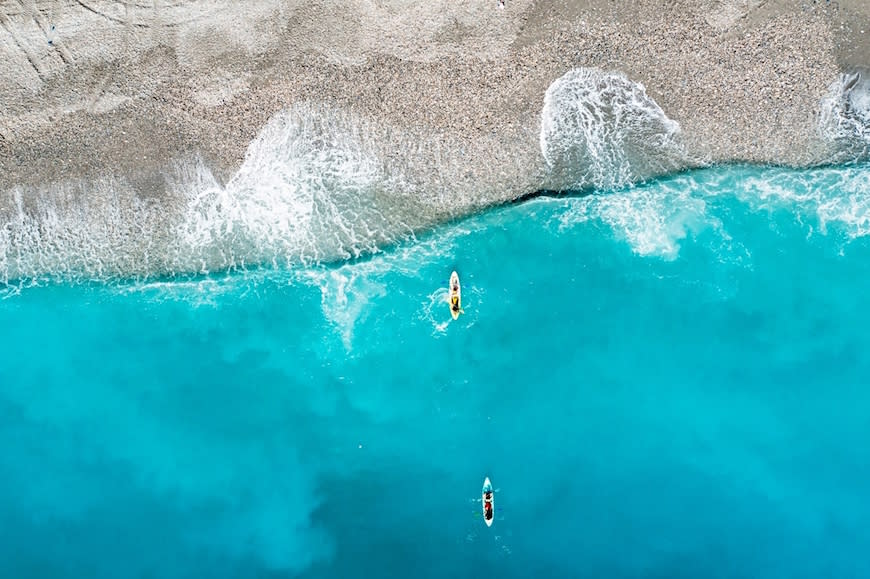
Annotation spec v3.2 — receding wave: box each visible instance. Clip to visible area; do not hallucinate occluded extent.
[556,162,870,261]
[539,68,691,192]
[4,67,870,287]
[820,70,870,163]
[556,177,719,260]
[732,164,870,239]
[0,177,168,285]
[0,104,423,286]
[177,107,406,267]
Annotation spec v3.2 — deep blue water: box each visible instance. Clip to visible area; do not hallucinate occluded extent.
[2,164,870,578]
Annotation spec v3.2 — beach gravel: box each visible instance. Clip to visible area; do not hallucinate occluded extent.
[1,0,869,206]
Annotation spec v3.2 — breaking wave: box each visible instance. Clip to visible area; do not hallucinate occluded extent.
[731,164,870,240]
[556,177,717,260]
[819,70,870,163]
[177,107,402,268]
[0,105,419,286]
[539,68,691,192]
[557,163,870,261]
[4,67,870,288]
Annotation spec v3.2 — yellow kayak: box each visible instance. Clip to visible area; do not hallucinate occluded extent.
[449,271,462,320]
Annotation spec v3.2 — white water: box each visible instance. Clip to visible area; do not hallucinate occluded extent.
[177,107,392,269]
[539,68,690,192]
[557,164,870,262]
[0,105,412,285]
[819,71,870,162]
[557,178,717,260]
[4,68,870,286]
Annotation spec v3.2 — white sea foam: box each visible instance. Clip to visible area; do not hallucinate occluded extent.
[0,178,167,285]
[734,165,870,240]
[556,160,870,261]
[557,176,716,260]
[5,69,869,288]
[540,68,689,192]
[0,104,413,285]
[294,222,475,349]
[819,71,870,163]
[178,107,391,270]
[301,266,388,352]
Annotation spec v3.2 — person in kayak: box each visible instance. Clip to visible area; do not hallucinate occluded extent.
[449,275,463,316]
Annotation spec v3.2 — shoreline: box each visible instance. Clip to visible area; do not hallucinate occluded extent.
[1,159,868,287]
[2,159,868,289]
[1,0,870,279]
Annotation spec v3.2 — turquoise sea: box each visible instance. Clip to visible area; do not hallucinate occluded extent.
[2,163,870,578]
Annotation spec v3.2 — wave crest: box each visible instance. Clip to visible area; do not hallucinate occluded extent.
[539,68,689,191]
[178,106,397,269]
[0,104,417,286]
[819,71,870,162]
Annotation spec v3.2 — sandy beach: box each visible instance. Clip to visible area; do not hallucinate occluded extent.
[1,0,869,209]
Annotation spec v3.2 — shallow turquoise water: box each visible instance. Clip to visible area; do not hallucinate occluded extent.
[2,164,870,578]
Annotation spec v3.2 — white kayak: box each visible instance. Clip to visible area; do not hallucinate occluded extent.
[482,476,494,527]
[449,271,462,320]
